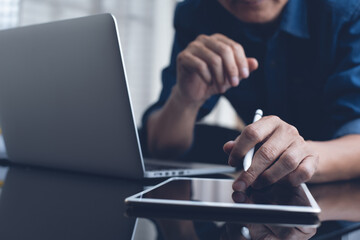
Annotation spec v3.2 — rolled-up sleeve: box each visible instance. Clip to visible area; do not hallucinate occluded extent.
[333,119,360,138]
[324,7,360,139]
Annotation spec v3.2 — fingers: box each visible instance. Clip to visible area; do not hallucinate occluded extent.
[188,40,225,92]
[286,155,319,186]
[247,58,258,72]
[229,115,318,191]
[232,191,251,203]
[228,116,281,167]
[197,35,240,86]
[223,140,235,155]
[177,51,212,84]
[267,224,317,239]
[240,126,294,189]
[181,33,258,93]
[214,34,250,78]
[252,139,308,188]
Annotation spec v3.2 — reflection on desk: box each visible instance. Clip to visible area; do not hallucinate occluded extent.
[131,180,360,240]
[0,166,142,240]
[132,215,318,239]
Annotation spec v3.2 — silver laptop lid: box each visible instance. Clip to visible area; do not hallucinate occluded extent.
[0,14,145,178]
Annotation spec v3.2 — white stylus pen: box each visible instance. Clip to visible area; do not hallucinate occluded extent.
[243,109,263,171]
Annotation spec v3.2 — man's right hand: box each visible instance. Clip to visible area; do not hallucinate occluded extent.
[175,33,258,106]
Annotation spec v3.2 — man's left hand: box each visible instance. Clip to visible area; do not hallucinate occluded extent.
[223,115,319,191]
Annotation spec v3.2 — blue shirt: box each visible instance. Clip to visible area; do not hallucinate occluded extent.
[142,0,360,141]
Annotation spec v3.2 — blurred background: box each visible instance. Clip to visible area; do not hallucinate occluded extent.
[0,0,239,182]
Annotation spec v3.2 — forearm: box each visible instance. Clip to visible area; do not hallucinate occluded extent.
[309,134,360,182]
[147,85,202,158]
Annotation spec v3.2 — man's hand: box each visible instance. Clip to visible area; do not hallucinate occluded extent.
[175,33,258,106]
[223,116,319,191]
[147,34,258,158]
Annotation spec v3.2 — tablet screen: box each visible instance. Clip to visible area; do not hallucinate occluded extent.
[136,178,312,208]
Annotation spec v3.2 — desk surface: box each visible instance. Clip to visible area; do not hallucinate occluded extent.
[0,165,359,240]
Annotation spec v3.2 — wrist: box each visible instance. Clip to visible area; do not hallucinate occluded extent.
[171,85,204,112]
[305,140,324,182]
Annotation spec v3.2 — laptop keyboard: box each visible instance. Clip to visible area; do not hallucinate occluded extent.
[145,163,185,171]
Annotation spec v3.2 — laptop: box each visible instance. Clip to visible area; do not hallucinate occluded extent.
[0,14,235,179]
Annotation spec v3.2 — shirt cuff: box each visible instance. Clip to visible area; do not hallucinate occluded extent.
[333,119,360,139]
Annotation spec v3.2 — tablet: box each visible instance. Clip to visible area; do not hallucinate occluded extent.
[125,177,321,226]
